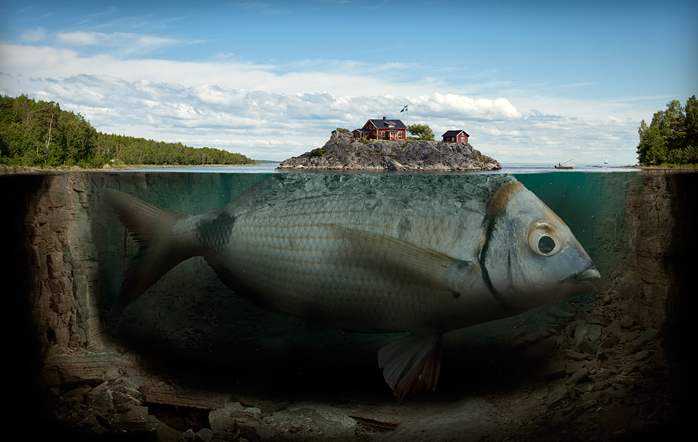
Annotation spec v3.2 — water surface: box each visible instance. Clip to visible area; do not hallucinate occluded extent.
[114,163,640,174]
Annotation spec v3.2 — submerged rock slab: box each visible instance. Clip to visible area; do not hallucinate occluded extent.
[278,132,502,171]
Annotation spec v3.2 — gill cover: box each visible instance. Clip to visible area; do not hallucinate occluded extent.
[481,180,599,311]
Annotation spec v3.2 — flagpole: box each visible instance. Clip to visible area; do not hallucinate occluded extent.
[401,105,408,137]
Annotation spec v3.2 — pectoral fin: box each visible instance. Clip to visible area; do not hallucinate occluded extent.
[378,333,443,402]
[331,226,471,293]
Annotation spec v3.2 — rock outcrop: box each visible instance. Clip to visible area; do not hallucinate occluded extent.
[278,131,502,171]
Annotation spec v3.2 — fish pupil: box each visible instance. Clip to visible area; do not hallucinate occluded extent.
[538,235,556,255]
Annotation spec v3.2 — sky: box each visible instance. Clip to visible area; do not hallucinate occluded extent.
[1,1,696,163]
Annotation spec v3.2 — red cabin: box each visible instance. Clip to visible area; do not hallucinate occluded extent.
[441,130,469,143]
[353,117,407,140]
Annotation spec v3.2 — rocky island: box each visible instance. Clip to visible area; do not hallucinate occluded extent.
[278,130,502,171]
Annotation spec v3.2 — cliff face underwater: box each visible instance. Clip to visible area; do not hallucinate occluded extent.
[5,169,695,441]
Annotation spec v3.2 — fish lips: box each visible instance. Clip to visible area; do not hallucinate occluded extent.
[563,266,601,292]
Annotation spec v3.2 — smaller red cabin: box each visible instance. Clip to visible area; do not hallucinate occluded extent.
[441,130,469,143]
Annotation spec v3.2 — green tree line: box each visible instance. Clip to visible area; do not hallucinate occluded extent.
[0,95,254,168]
[637,95,698,165]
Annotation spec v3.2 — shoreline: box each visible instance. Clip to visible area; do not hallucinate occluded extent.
[5,164,695,176]
[0,163,266,174]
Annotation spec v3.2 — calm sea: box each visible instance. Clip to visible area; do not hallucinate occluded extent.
[114,163,641,174]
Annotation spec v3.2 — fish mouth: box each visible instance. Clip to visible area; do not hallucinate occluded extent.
[564,266,601,289]
[574,267,601,281]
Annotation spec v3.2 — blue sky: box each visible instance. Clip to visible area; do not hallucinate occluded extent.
[1,1,696,163]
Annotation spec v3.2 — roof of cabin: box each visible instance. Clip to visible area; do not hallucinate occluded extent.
[367,118,407,130]
[441,130,470,137]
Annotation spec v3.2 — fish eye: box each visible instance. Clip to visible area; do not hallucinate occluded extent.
[538,235,556,254]
[528,222,562,257]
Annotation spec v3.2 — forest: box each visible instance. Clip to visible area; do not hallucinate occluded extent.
[636,95,697,166]
[0,95,255,168]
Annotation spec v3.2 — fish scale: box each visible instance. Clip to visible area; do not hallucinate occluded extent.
[201,195,479,333]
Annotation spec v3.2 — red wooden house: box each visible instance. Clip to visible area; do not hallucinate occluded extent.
[441,130,469,143]
[353,117,407,140]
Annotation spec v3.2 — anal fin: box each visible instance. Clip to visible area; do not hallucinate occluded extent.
[378,333,443,402]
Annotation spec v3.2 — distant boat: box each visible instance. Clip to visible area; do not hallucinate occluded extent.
[555,159,574,169]
[604,155,608,164]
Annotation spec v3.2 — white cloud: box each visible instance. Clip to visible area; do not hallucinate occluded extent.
[55,31,180,55]
[0,42,641,163]
[57,31,101,46]
[410,93,523,121]
[20,27,47,43]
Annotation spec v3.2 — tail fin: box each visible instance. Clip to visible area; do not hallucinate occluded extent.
[102,188,193,313]
[378,333,443,403]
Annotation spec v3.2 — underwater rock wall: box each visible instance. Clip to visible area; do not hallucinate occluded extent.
[602,171,696,329]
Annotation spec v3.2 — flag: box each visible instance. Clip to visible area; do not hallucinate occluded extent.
[401,105,408,112]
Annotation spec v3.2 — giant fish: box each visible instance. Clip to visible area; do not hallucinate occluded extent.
[103,173,600,401]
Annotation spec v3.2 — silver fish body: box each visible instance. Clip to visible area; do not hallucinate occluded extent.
[104,173,599,401]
